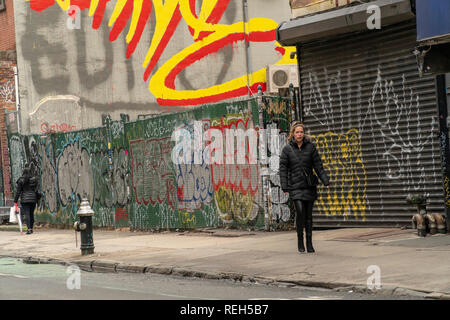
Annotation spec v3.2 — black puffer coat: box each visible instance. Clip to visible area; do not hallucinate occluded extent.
[279,138,329,201]
[14,176,40,204]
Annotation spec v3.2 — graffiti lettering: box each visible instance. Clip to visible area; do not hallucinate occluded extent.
[130,138,176,209]
[209,117,260,224]
[176,158,213,210]
[57,140,94,207]
[41,122,77,134]
[115,208,128,221]
[9,136,25,189]
[28,0,295,106]
[42,150,58,212]
[91,148,130,208]
[210,118,259,196]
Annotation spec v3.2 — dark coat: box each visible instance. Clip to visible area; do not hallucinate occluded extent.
[279,138,329,201]
[14,176,40,204]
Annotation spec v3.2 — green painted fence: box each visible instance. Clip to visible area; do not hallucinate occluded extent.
[7,97,293,230]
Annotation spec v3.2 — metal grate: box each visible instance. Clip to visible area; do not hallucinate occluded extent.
[298,21,445,228]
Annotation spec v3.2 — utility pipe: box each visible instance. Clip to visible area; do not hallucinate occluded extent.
[242,0,253,96]
[13,66,21,134]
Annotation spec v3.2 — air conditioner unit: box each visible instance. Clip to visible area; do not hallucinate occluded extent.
[266,64,299,94]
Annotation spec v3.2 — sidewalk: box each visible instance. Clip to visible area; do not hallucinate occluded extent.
[0,225,449,299]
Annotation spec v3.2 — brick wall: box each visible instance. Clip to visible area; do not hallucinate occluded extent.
[0,0,16,51]
[0,51,16,201]
[0,0,17,202]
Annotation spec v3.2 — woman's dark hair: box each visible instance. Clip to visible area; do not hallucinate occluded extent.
[21,165,31,184]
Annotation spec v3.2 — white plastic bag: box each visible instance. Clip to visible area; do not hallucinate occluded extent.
[9,206,17,223]
[9,207,23,233]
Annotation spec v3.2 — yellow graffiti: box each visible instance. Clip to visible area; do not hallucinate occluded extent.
[444,176,450,207]
[88,0,100,16]
[55,0,71,11]
[109,0,128,27]
[214,186,257,224]
[312,129,367,220]
[149,11,292,103]
[31,0,296,105]
[179,210,197,227]
[215,187,233,222]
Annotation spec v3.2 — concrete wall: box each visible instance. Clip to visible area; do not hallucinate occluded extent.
[14,0,294,135]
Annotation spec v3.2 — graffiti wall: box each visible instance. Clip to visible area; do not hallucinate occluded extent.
[9,126,130,227]
[9,98,272,230]
[262,97,293,228]
[15,0,295,134]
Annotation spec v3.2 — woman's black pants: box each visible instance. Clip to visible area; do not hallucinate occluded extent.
[21,203,36,230]
[293,200,314,236]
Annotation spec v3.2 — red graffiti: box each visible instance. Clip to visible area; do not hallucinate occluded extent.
[28,0,282,106]
[177,185,184,202]
[209,118,259,196]
[41,122,76,133]
[115,208,128,221]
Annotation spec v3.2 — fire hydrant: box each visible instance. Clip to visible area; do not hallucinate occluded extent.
[406,194,427,237]
[74,198,95,255]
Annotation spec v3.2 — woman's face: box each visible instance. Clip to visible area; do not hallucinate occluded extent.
[293,126,304,143]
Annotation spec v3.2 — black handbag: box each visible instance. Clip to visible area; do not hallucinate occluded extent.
[288,145,320,187]
[302,168,319,187]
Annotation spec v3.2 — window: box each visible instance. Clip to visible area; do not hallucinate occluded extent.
[0,0,5,11]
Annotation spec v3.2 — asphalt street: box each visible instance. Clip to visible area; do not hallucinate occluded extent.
[0,257,423,300]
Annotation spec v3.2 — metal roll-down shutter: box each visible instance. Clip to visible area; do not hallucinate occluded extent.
[299,21,445,228]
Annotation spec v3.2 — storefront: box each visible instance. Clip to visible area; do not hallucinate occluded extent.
[277,0,448,228]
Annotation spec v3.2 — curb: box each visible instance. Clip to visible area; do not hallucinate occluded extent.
[2,254,448,300]
[0,226,28,232]
[332,284,442,299]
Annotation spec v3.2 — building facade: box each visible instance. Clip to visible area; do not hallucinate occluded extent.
[13,0,296,135]
[0,0,17,205]
[278,0,450,229]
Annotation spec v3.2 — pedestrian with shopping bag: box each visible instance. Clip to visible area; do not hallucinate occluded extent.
[14,165,41,235]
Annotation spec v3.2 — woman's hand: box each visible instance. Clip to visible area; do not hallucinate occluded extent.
[14,202,19,213]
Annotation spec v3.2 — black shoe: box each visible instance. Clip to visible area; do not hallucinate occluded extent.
[305,215,315,253]
[306,236,315,253]
[30,229,33,234]
[26,230,32,235]
[297,233,305,253]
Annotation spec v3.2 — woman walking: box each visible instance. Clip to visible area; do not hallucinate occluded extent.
[14,165,40,235]
[279,122,329,253]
